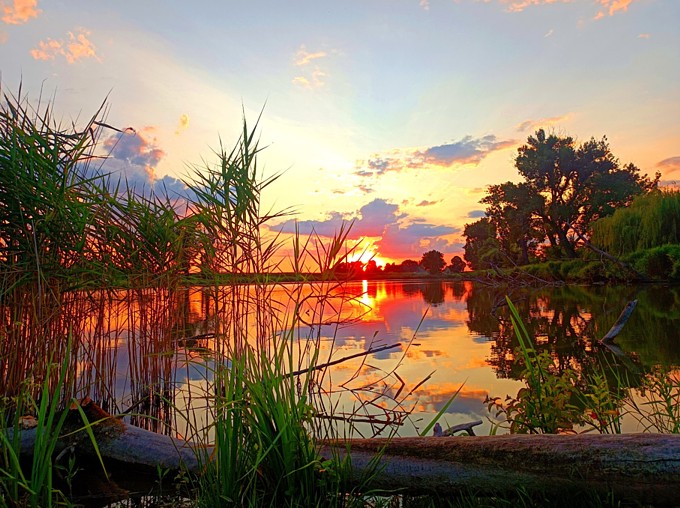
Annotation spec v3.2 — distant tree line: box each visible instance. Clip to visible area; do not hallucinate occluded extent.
[463,129,660,270]
[335,250,467,276]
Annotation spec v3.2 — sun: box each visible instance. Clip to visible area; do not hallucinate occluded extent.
[347,243,394,268]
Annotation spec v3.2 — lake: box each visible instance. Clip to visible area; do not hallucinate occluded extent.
[2,280,679,438]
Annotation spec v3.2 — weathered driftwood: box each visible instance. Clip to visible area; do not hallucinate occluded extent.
[13,398,205,473]
[321,434,680,505]
[12,400,680,505]
[601,299,638,345]
[433,419,483,436]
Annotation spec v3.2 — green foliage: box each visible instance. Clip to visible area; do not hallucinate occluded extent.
[198,340,355,507]
[591,190,680,256]
[486,298,631,435]
[481,182,543,265]
[466,129,658,264]
[463,218,505,270]
[185,114,288,277]
[486,298,585,434]
[0,343,105,508]
[579,364,624,434]
[0,88,111,293]
[625,368,680,434]
[513,129,656,258]
[625,244,680,281]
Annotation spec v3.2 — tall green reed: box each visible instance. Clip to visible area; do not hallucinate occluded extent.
[624,367,680,433]
[1,342,108,508]
[486,297,584,434]
[487,297,680,436]
[1,86,424,506]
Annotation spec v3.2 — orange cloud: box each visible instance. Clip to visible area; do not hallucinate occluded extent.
[595,0,635,17]
[175,113,189,135]
[502,0,570,14]
[1,0,41,25]
[500,0,637,17]
[294,45,327,66]
[30,28,99,64]
[293,44,330,89]
[292,68,327,89]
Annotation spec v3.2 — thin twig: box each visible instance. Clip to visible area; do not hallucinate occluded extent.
[290,342,402,377]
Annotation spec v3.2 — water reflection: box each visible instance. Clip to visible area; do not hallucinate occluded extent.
[1,280,678,437]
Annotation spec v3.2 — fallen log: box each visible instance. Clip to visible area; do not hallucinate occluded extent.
[10,400,680,505]
[13,398,205,473]
[321,434,680,506]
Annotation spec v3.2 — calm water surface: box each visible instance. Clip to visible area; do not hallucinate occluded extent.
[4,280,679,437]
[89,281,680,435]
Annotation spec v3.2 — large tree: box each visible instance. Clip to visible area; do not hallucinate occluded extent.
[511,129,657,258]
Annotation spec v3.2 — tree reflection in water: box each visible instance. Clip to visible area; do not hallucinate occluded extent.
[2,280,678,436]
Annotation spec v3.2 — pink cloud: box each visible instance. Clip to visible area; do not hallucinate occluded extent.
[498,0,638,17]
[516,114,572,133]
[502,0,570,14]
[1,0,41,25]
[30,28,99,64]
[657,157,680,175]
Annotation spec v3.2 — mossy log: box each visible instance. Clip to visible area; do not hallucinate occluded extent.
[12,400,680,505]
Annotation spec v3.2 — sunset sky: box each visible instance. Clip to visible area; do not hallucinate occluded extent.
[1,0,678,265]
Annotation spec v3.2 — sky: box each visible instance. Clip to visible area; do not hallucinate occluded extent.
[1,0,679,266]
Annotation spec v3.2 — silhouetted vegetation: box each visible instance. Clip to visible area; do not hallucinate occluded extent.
[463,129,661,275]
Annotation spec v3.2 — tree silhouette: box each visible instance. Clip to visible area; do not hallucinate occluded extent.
[364,259,382,275]
[420,250,446,274]
[399,259,420,273]
[482,182,543,265]
[512,129,658,258]
[449,255,466,273]
[463,218,504,270]
[464,130,659,263]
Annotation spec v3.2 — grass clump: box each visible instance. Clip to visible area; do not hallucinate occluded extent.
[196,341,357,507]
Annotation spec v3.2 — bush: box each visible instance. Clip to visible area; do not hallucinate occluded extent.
[628,245,680,281]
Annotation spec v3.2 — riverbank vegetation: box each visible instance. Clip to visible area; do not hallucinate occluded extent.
[0,89,428,506]
[1,89,679,506]
[456,129,680,284]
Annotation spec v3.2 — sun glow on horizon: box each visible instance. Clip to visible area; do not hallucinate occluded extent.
[346,242,395,268]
